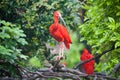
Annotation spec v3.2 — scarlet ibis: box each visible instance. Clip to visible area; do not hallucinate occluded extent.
[49,11,72,59]
[80,48,95,74]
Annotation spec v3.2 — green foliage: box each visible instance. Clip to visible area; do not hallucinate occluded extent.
[0,20,28,77]
[29,56,42,68]
[0,20,28,63]
[79,0,120,76]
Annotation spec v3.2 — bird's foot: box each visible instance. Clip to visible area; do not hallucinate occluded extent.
[56,56,63,61]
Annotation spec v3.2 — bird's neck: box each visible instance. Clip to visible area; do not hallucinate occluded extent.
[54,16,59,23]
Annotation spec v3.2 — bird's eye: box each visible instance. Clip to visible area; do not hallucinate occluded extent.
[55,13,59,17]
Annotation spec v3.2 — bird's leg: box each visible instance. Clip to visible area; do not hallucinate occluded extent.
[58,48,61,60]
[55,42,61,61]
[60,42,64,59]
[61,43,64,58]
[56,42,64,60]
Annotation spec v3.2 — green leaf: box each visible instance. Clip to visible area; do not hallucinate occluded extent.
[116,12,120,16]
[17,38,28,45]
[110,37,117,41]
[0,32,10,39]
[0,45,13,56]
[80,37,85,42]
[18,54,28,60]
[106,1,111,6]
[115,42,120,48]
[108,17,115,23]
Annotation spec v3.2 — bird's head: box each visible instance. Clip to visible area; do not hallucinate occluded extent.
[54,11,61,18]
[54,11,66,26]
[83,48,88,53]
[80,48,89,55]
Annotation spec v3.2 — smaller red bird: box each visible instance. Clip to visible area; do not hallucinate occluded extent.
[49,11,72,59]
[80,48,95,75]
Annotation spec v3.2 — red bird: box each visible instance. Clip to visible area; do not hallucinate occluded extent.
[49,11,72,58]
[80,48,95,75]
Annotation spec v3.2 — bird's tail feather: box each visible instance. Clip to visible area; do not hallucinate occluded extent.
[64,42,70,49]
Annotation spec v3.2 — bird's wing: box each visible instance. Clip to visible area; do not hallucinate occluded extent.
[80,53,88,61]
[58,24,72,49]
[49,23,72,49]
[80,53,94,62]
[80,53,95,74]
[59,24,72,43]
[49,24,64,42]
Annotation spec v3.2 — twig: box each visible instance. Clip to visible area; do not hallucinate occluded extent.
[41,72,80,80]
[113,62,120,73]
[59,68,87,76]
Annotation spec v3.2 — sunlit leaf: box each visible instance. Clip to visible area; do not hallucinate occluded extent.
[29,56,41,68]
[108,17,115,23]
[115,42,120,48]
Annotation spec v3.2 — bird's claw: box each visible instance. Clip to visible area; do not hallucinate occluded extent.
[56,56,63,61]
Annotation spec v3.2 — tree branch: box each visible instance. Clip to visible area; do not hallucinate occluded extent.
[113,62,120,74]
[21,67,117,80]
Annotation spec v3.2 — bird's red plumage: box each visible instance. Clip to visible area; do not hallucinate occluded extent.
[80,49,95,74]
[49,11,72,49]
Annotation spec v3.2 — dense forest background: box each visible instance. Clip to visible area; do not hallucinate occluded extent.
[0,0,120,79]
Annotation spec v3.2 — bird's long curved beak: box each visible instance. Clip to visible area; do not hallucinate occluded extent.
[58,14,67,27]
